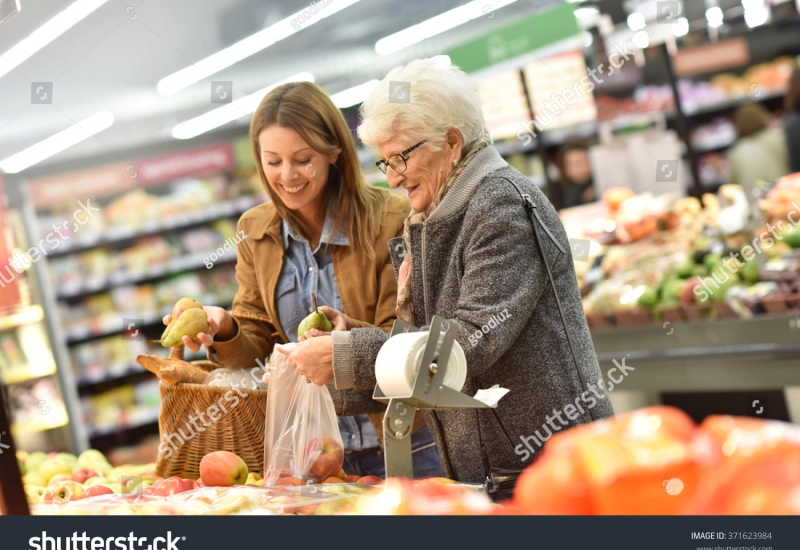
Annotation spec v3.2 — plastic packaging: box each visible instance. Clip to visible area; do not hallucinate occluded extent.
[262,343,344,486]
[203,368,266,391]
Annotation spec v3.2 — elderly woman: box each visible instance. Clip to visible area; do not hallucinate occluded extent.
[281,58,614,484]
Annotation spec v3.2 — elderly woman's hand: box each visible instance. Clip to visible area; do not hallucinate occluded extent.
[298,306,359,340]
[276,336,334,386]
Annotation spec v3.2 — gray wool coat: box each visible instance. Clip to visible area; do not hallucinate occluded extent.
[328,146,614,483]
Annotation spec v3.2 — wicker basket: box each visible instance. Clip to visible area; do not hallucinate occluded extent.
[154,347,268,479]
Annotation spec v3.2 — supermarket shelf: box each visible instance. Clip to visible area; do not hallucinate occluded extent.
[47,196,263,258]
[87,413,160,441]
[65,299,234,346]
[57,252,238,300]
[76,365,152,394]
[590,312,800,393]
[12,413,70,436]
[1,363,57,385]
[683,90,786,117]
[0,304,44,331]
[692,139,736,154]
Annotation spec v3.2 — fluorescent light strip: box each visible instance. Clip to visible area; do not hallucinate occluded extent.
[375,0,518,56]
[330,80,379,108]
[172,73,314,140]
[0,111,114,173]
[0,0,111,80]
[158,0,360,96]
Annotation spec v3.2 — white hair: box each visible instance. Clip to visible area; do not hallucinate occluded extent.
[358,57,490,152]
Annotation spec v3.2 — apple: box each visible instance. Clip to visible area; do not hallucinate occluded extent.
[323,477,344,483]
[344,475,361,483]
[24,485,46,503]
[84,477,111,487]
[274,477,303,486]
[79,485,115,499]
[104,483,122,494]
[245,472,263,486]
[335,469,347,480]
[306,437,344,481]
[77,449,108,468]
[144,477,195,496]
[56,452,78,466]
[44,481,84,503]
[39,459,73,484]
[47,474,73,486]
[23,472,47,487]
[25,452,47,472]
[71,468,100,484]
[356,476,382,485]
[199,451,248,487]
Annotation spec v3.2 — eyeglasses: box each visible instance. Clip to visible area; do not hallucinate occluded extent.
[375,140,427,175]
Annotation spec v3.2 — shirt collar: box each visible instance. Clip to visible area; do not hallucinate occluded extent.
[281,208,349,250]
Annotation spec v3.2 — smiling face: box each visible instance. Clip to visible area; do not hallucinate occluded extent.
[258,124,337,220]
[378,129,463,212]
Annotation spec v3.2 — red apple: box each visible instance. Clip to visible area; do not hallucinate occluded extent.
[323,477,344,483]
[43,481,84,503]
[70,468,100,484]
[356,475,382,485]
[275,476,303,486]
[79,485,114,499]
[344,475,361,483]
[199,451,248,487]
[306,436,344,481]
[145,477,196,496]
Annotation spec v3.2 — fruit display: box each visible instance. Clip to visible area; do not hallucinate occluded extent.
[20,448,487,516]
[572,184,800,326]
[511,406,800,515]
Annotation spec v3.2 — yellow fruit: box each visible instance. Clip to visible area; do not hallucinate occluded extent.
[23,472,47,487]
[161,298,203,341]
[297,309,333,337]
[39,459,73,484]
[157,308,209,347]
[24,485,46,503]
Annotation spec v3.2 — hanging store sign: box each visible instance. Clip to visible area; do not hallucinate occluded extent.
[672,38,750,77]
[28,163,134,210]
[135,143,234,186]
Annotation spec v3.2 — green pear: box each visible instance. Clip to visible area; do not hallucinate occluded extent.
[297,293,333,338]
[161,297,203,341]
[155,308,209,347]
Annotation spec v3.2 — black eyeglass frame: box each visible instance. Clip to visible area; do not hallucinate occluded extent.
[375,140,428,174]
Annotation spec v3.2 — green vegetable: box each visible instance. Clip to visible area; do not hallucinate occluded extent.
[637,286,658,308]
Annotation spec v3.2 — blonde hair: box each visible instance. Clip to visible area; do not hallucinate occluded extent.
[250,81,383,259]
[358,57,490,151]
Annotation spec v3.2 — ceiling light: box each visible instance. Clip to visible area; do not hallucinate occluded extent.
[331,80,379,108]
[672,17,689,36]
[633,30,650,48]
[0,111,114,173]
[172,73,314,140]
[582,30,594,48]
[627,12,646,31]
[744,3,769,27]
[706,6,723,28]
[374,0,518,56]
[0,0,111,80]
[158,0,360,96]
[573,7,599,19]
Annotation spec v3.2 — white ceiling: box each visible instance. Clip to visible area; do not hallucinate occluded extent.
[0,0,553,174]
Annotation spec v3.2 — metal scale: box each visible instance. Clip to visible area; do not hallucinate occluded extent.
[374,315,488,478]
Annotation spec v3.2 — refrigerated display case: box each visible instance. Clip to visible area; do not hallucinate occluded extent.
[0,176,86,454]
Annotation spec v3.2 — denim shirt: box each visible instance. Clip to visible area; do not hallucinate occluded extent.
[277,214,379,452]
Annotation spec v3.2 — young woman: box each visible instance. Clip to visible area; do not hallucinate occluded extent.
[164,81,441,478]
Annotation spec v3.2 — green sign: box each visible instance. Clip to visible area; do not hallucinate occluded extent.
[446,3,580,73]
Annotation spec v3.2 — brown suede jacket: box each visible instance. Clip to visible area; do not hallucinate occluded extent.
[208,189,416,438]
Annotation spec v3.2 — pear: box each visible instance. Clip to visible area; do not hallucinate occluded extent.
[160,297,203,341]
[297,293,333,338]
[155,308,209,347]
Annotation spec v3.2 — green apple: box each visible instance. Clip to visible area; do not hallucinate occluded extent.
[23,472,47,487]
[104,484,122,494]
[25,452,47,472]
[77,449,109,469]
[56,452,78,465]
[84,477,111,487]
[24,485,46,503]
[39,459,73,484]
[47,473,72,486]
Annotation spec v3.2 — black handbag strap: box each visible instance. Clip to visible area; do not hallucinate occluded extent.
[498,177,597,422]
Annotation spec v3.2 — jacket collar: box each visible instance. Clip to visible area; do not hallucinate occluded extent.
[427,146,507,222]
[251,202,284,243]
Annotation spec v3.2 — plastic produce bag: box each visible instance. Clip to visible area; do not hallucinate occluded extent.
[203,368,266,391]
[263,343,344,486]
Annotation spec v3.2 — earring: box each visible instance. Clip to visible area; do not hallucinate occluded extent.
[453,158,458,167]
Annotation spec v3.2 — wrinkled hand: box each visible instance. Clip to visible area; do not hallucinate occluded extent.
[162,306,234,353]
[276,336,334,386]
[298,306,360,341]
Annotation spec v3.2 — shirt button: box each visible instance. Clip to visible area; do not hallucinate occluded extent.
[308,267,314,272]
[351,434,357,439]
